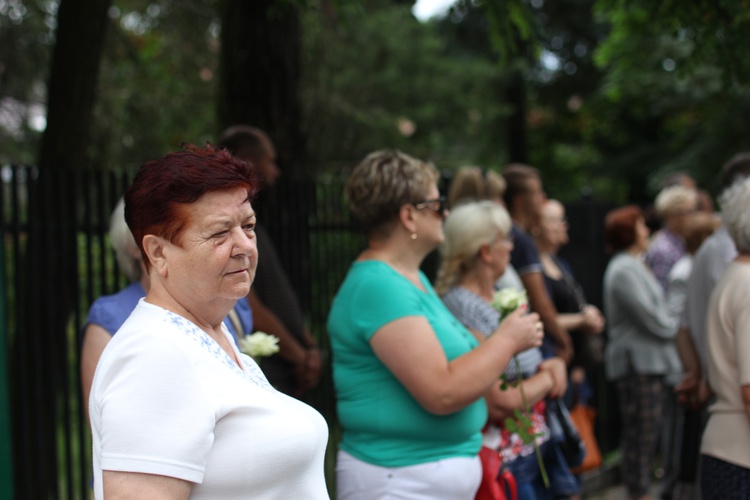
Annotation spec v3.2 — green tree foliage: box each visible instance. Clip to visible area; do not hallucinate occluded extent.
[588,0,750,201]
[0,0,56,164]
[90,0,219,170]
[299,1,509,171]
[3,0,750,204]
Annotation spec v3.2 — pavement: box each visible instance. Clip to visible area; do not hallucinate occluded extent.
[579,454,664,500]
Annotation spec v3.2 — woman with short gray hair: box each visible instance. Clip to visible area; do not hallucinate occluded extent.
[700,176,750,498]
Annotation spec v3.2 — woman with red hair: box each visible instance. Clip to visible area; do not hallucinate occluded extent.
[89,145,328,499]
[602,205,681,500]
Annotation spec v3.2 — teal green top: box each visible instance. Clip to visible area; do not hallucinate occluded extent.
[327,260,486,467]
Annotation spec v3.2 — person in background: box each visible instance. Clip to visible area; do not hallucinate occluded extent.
[659,172,714,213]
[531,200,605,399]
[644,185,699,292]
[603,205,681,500]
[217,125,322,398]
[446,165,524,293]
[89,145,328,499]
[503,164,573,361]
[437,200,568,500]
[642,185,698,497]
[80,197,253,418]
[447,165,506,207]
[674,152,750,498]
[328,150,543,499]
[699,176,750,499]
[662,211,721,499]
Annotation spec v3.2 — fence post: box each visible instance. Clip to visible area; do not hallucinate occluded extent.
[0,227,13,498]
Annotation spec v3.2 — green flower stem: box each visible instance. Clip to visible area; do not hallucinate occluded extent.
[513,356,549,489]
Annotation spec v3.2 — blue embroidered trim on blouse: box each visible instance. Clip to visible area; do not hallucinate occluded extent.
[163,311,273,391]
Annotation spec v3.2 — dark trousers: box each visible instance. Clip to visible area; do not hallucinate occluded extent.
[617,373,665,498]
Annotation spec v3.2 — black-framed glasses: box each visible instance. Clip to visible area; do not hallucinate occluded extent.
[413,196,447,215]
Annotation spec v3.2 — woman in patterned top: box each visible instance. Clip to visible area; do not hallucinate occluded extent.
[437,200,568,500]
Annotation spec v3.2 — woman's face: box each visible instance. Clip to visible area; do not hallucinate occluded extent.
[165,186,258,310]
[634,217,650,252]
[539,201,568,248]
[486,231,514,280]
[413,183,446,246]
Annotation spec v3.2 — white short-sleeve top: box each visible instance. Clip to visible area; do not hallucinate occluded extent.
[90,299,329,499]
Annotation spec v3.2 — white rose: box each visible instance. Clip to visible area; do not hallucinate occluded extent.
[239,331,280,359]
[492,288,528,318]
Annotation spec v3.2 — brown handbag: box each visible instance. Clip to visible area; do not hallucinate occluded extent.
[569,404,603,474]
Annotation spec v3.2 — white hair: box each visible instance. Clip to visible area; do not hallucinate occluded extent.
[654,185,698,218]
[435,200,511,295]
[719,176,750,254]
[109,198,142,283]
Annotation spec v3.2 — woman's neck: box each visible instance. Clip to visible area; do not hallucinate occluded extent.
[626,244,644,257]
[458,267,495,302]
[539,251,562,279]
[359,240,428,289]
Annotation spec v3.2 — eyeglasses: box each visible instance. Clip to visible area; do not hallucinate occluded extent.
[413,196,447,215]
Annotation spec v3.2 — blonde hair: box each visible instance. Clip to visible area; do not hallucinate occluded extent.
[447,166,506,209]
[345,150,438,238]
[435,200,511,295]
[654,185,698,218]
[109,198,142,283]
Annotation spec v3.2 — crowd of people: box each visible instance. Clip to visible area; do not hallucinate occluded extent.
[80,129,750,499]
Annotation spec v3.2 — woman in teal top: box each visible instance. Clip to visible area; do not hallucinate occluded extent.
[328,150,543,499]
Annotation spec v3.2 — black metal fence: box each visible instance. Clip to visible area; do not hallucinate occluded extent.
[0,165,614,499]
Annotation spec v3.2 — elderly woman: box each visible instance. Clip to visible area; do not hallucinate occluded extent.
[446,165,524,294]
[81,198,253,418]
[89,146,328,499]
[700,176,750,497]
[603,205,681,500]
[437,200,568,500]
[644,185,699,291]
[328,150,543,499]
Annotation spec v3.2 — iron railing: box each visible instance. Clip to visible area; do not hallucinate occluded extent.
[0,165,614,498]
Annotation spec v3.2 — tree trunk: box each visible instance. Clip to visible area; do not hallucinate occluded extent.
[506,70,527,164]
[217,0,305,174]
[13,0,111,495]
[38,0,112,171]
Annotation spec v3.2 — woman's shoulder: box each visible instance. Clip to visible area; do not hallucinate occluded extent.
[86,282,145,334]
[442,287,497,336]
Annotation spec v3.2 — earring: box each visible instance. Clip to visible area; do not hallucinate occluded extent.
[411,233,418,240]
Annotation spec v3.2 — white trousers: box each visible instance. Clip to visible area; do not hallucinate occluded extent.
[336,449,481,500]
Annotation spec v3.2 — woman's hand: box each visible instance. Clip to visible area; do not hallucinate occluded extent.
[494,307,544,354]
[538,357,568,399]
[581,305,605,335]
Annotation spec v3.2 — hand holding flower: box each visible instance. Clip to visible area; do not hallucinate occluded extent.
[491,288,549,488]
[494,307,543,354]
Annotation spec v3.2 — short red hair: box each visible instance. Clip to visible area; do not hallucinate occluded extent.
[604,205,642,254]
[124,144,258,271]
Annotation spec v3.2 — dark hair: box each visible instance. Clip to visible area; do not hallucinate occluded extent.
[501,163,540,210]
[124,144,257,272]
[720,152,750,192]
[217,125,269,164]
[604,205,642,254]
